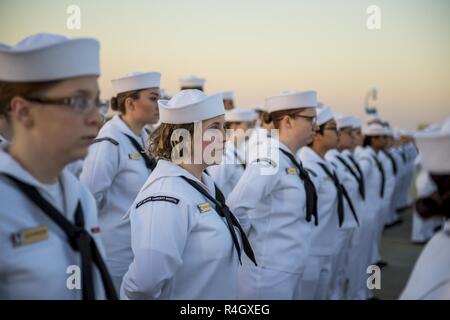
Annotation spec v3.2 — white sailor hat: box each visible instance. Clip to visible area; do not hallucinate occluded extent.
[111,71,161,95]
[158,89,224,124]
[398,129,414,137]
[225,108,258,122]
[179,75,206,88]
[0,33,100,82]
[366,113,382,123]
[264,90,318,114]
[317,106,334,126]
[362,123,390,136]
[334,113,354,130]
[350,116,362,129]
[221,91,234,100]
[414,117,450,174]
[383,126,394,137]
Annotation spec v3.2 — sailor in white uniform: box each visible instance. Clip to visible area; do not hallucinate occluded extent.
[121,90,256,300]
[0,33,116,299]
[375,127,396,263]
[356,124,390,297]
[325,114,363,299]
[207,107,257,198]
[395,132,417,212]
[400,117,450,299]
[179,74,205,91]
[80,71,161,291]
[228,90,319,300]
[298,107,357,300]
[221,91,235,110]
[385,130,405,226]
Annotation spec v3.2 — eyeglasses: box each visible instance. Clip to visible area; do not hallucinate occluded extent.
[25,96,109,115]
[291,114,317,125]
[323,126,338,133]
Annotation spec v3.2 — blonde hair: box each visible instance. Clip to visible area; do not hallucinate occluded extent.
[148,122,195,160]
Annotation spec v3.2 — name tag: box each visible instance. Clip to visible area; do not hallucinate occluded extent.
[197,202,212,213]
[128,152,141,160]
[11,225,48,248]
[286,167,297,175]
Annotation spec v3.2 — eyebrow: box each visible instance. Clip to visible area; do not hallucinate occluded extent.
[72,89,98,97]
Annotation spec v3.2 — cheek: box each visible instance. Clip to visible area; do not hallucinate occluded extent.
[35,110,83,146]
[137,101,157,117]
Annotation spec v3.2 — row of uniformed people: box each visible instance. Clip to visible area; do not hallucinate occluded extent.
[209,99,418,299]
[1,32,423,300]
[0,33,258,299]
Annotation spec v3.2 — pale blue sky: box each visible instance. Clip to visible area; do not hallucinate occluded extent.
[1,0,449,129]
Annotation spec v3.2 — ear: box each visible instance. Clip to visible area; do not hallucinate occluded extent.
[124,96,135,113]
[9,96,35,129]
[282,115,293,130]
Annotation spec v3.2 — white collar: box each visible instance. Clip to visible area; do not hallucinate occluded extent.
[341,149,352,157]
[144,159,216,196]
[326,148,341,158]
[110,115,147,143]
[300,146,328,165]
[0,147,81,218]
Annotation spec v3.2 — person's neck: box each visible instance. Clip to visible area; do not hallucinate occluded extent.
[279,135,300,154]
[121,114,144,136]
[312,144,328,159]
[180,163,206,182]
[338,145,351,153]
[371,145,382,152]
[9,140,63,184]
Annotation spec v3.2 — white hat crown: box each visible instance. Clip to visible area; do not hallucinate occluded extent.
[111,71,161,95]
[221,91,234,100]
[179,75,205,88]
[0,33,100,82]
[158,89,224,124]
[264,90,318,113]
[335,114,355,130]
[225,108,258,122]
[362,123,389,136]
[317,106,334,126]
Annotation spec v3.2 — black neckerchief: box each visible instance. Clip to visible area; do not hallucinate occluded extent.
[2,174,118,300]
[123,133,157,171]
[278,148,318,226]
[179,176,257,266]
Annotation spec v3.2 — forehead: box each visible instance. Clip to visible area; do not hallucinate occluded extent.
[44,76,99,97]
[340,126,353,132]
[140,88,160,95]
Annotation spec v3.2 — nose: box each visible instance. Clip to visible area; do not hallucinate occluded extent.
[86,108,104,128]
[313,123,320,132]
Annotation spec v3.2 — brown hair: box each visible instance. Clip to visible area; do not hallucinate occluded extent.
[110,90,141,114]
[264,108,304,129]
[0,80,61,117]
[148,122,195,160]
